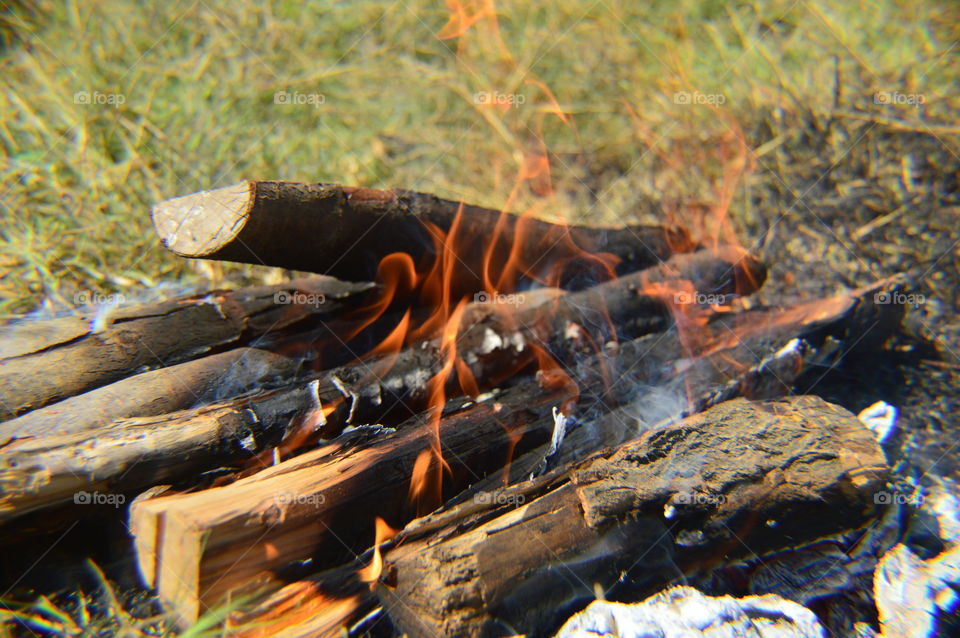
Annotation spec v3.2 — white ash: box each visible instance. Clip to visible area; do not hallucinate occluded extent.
[858,400,898,444]
[925,475,960,544]
[531,406,572,478]
[872,543,960,638]
[554,586,827,638]
[479,327,503,354]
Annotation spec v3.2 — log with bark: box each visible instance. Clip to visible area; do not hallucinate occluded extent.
[151,181,697,293]
[0,348,301,442]
[0,373,329,523]
[0,276,373,419]
[374,395,889,638]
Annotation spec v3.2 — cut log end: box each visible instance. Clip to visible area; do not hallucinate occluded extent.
[152,181,254,257]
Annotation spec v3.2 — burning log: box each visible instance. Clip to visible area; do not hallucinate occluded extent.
[122,266,879,628]
[375,396,889,638]
[0,276,373,419]
[128,378,571,625]
[280,246,768,444]
[151,181,696,291]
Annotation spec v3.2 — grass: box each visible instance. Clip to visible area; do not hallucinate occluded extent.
[0,0,956,317]
[1,0,958,635]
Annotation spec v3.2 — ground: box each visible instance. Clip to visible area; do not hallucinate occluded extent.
[0,0,958,635]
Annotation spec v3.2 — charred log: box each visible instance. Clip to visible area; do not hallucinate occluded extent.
[376,396,889,638]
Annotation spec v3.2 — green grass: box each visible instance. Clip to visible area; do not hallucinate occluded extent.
[1,0,956,316]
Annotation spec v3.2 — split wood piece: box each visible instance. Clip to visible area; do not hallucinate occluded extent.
[129,381,574,626]
[376,395,890,638]
[0,276,374,419]
[287,246,767,443]
[0,348,301,443]
[0,376,346,524]
[152,181,697,292]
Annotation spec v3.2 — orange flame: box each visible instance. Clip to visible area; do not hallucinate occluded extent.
[358,516,399,588]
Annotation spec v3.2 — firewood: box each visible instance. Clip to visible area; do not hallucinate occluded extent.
[394,278,903,537]
[0,348,301,443]
[0,370,326,524]
[121,279,778,627]
[127,279,900,628]
[129,379,570,626]
[150,182,697,295]
[275,246,768,444]
[375,396,889,638]
[0,276,374,418]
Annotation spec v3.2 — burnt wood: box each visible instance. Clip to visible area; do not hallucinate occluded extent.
[376,396,889,638]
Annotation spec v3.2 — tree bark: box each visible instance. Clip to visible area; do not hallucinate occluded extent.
[376,396,889,638]
[0,276,373,418]
[0,374,329,524]
[0,348,300,442]
[151,181,697,290]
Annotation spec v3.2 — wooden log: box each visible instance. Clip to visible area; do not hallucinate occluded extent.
[0,276,374,418]
[0,374,335,524]
[0,348,301,442]
[275,246,768,446]
[396,278,904,534]
[128,380,572,626]
[151,181,697,289]
[121,258,772,627]
[375,396,890,638]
